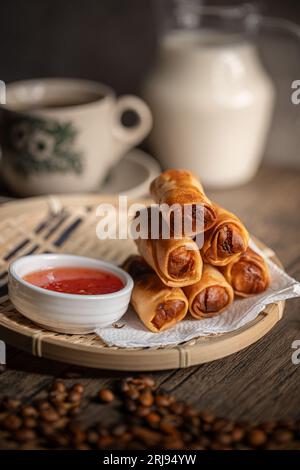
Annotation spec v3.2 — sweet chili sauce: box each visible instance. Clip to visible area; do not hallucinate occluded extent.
[23,267,124,295]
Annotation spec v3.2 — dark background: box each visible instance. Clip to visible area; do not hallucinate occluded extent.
[1,0,300,95]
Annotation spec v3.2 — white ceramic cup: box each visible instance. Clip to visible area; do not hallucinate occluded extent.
[0,78,152,196]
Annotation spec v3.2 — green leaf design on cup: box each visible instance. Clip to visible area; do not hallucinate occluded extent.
[4,114,84,176]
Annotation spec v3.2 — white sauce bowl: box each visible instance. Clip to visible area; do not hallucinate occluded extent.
[8,254,133,334]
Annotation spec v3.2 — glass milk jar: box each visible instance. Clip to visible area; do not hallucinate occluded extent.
[143,5,276,187]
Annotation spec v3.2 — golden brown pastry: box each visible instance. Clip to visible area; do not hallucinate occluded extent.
[184,264,234,319]
[222,247,270,297]
[122,255,188,332]
[135,236,203,287]
[150,169,216,235]
[122,255,152,279]
[201,204,249,266]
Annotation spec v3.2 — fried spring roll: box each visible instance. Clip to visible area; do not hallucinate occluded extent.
[222,247,270,297]
[150,169,216,235]
[122,256,188,332]
[135,237,203,287]
[201,205,249,266]
[122,255,152,279]
[184,264,234,319]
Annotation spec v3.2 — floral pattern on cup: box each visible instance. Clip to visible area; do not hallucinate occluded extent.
[4,115,83,176]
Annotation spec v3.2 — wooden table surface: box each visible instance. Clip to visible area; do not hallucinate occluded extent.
[0,164,300,437]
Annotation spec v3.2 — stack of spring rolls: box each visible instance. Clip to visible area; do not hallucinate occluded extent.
[123,169,270,333]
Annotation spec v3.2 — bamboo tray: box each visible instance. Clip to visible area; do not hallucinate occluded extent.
[0,195,284,371]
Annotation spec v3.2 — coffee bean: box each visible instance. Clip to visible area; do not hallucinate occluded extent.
[49,391,67,405]
[181,430,194,443]
[71,383,84,395]
[216,432,232,446]
[221,421,235,433]
[122,385,140,400]
[23,417,37,429]
[71,428,86,446]
[112,424,127,437]
[14,428,36,443]
[209,442,223,450]
[53,417,69,430]
[277,419,295,430]
[20,405,38,418]
[119,431,133,443]
[161,414,182,428]
[155,395,172,407]
[247,429,267,447]
[38,422,55,437]
[124,399,137,412]
[188,443,205,450]
[170,402,185,415]
[156,406,169,417]
[2,397,21,411]
[139,376,156,388]
[129,389,141,400]
[273,428,294,444]
[212,418,229,432]
[67,391,82,404]
[132,425,161,446]
[87,430,98,444]
[37,400,51,411]
[75,443,90,450]
[50,432,70,447]
[124,377,152,392]
[97,435,114,449]
[231,426,245,442]
[159,420,177,435]
[146,412,161,427]
[56,403,69,416]
[139,390,154,407]
[184,406,198,418]
[189,416,200,428]
[98,389,114,403]
[40,408,60,423]
[50,381,66,394]
[196,436,211,448]
[67,421,81,432]
[163,436,184,449]
[69,406,81,416]
[136,406,151,417]
[121,381,130,393]
[97,425,109,436]
[264,440,278,450]
[3,414,22,431]
[202,423,212,432]
[260,421,276,433]
[200,411,215,423]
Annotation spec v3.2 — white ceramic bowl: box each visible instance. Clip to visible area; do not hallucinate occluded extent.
[8,254,133,334]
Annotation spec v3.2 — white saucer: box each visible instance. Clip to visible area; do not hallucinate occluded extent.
[99,149,161,198]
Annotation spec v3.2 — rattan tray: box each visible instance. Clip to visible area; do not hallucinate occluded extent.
[0,195,284,371]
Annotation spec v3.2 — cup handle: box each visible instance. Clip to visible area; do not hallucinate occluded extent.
[110,95,152,160]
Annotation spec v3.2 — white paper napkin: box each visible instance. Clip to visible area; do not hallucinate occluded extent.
[95,241,300,348]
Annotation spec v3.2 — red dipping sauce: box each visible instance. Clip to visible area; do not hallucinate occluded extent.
[23,267,124,295]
